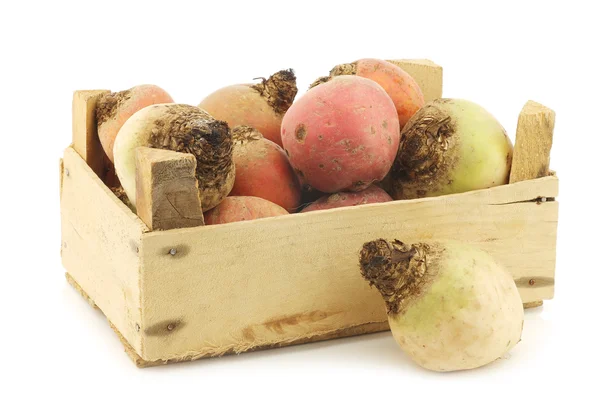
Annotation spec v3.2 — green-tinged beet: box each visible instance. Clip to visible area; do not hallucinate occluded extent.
[113,104,234,211]
[388,98,513,199]
[204,196,288,225]
[359,239,524,372]
[281,75,400,193]
[198,69,297,147]
[301,185,392,212]
[230,126,301,212]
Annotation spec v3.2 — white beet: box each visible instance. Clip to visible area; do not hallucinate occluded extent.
[359,239,524,372]
[113,103,234,211]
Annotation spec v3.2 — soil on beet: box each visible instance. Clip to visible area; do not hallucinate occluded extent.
[96,89,132,125]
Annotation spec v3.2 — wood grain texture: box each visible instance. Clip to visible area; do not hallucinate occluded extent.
[138,175,558,362]
[508,100,556,310]
[72,90,111,179]
[135,148,204,231]
[60,147,148,356]
[67,270,388,368]
[118,319,388,368]
[509,101,556,183]
[387,59,443,102]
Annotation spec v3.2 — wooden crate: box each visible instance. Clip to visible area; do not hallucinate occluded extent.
[59,60,558,367]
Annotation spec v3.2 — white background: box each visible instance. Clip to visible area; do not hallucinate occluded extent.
[1,1,598,399]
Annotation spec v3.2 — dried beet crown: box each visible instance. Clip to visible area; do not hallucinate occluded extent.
[232,125,263,144]
[389,100,457,199]
[359,239,429,314]
[252,69,298,115]
[395,102,455,179]
[308,62,357,89]
[147,104,234,194]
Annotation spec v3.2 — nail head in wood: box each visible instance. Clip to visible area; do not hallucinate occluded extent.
[169,248,177,256]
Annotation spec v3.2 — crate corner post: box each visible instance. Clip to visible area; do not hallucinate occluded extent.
[510,100,558,309]
[61,89,150,366]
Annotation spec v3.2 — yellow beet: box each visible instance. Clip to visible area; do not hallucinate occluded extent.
[198,69,297,147]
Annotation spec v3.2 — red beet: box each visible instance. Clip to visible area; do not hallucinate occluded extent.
[281,75,400,193]
[301,185,392,212]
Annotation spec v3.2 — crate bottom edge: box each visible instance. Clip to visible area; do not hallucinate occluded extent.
[64,272,545,368]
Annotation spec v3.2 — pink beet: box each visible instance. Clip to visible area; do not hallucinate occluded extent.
[311,58,425,129]
[301,185,392,212]
[281,75,400,193]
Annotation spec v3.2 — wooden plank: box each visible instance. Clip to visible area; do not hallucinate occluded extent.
[138,175,558,362]
[509,100,556,310]
[60,147,148,356]
[135,148,204,231]
[72,90,111,179]
[116,319,388,368]
[387,59,443,102]
[68,265,388,368]
[509,100,556,183]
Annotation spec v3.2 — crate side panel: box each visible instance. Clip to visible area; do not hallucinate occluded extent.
[139,177,557,361]
[60,147,147,355]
